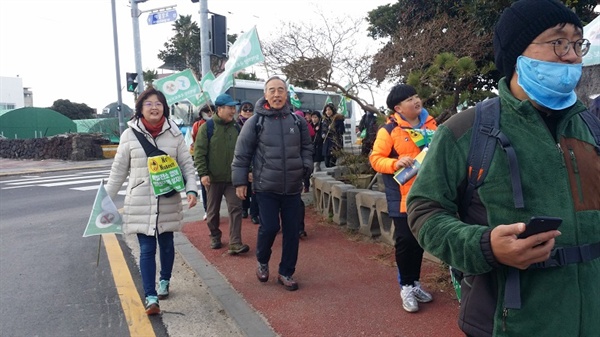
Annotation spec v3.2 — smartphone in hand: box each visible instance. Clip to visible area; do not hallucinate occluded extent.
[517,216,562,239]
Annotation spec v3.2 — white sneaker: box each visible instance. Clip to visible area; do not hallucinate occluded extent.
[400,285,419,313]
[202,213,207,221]
[413,281,433,303]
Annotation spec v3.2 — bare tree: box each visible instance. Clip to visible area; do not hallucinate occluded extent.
[263,14,380,114]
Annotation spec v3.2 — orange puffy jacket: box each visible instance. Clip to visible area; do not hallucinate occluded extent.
[369,111,437,213]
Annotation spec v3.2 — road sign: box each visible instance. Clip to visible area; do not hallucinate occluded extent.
[147,9,177,25]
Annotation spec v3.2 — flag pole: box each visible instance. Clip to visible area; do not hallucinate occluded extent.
[97,236,102,267]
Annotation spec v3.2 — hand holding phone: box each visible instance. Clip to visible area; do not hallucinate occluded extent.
[517,216,562,239]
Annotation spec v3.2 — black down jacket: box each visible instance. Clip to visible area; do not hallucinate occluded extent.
[231,98,313,195]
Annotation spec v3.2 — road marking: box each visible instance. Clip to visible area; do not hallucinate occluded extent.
[5,175,108,186]
[102,234,156,337]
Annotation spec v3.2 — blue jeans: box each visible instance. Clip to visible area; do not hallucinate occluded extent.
[255,192,301,277]
[137,232,174,297]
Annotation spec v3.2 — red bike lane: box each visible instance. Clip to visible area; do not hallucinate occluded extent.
[182,205,463,337]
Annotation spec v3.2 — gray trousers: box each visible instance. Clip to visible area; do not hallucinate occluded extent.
[205,181,243,245]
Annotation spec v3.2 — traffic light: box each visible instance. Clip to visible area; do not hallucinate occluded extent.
[126,72,138,92]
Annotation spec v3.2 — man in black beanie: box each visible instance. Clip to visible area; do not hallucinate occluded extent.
[407,0,599,336]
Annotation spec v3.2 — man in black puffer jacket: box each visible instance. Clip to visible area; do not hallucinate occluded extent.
[232,76,313,291]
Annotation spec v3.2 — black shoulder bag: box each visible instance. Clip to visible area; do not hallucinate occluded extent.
[131,128,181,198]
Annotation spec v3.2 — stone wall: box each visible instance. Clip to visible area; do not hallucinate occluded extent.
[0,133,110,161]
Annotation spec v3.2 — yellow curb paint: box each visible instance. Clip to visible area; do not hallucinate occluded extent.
[103,234,156,337]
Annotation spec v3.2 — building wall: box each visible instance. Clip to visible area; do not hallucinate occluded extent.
[0,76,25,111]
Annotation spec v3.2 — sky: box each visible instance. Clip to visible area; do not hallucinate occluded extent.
[0,0,393,113]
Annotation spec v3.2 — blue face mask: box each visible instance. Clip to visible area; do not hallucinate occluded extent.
[516,56,582,110]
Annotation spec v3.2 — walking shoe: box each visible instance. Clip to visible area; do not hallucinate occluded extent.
[299,230,307,238]
[242,209,249,218]
[277,274,299,291]
[210,236,222,249]
[228,243,250,255]
[400,285,419,313]
[251,216,260,224]
[256,263,269,282]
[145,296,160,315]
[157,280,169,300]
[413,281,433,303]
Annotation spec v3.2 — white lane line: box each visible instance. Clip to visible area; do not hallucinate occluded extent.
[4,174,108,186]
[39,178,109,187]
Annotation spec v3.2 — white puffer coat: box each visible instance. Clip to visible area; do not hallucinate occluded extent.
[106,118,198,236]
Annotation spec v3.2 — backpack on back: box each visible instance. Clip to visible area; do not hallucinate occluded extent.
[452,97,600,306]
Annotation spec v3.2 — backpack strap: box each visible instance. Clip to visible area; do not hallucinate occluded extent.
[580,109,600,155]
[461,97,524,217]
[382,122,399,159]
[255,114,265,137]
[206,119,215,142]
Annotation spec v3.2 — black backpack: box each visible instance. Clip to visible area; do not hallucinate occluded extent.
[453,97,600,308]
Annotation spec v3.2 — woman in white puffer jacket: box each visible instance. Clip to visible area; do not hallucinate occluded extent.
[105,87,198,316]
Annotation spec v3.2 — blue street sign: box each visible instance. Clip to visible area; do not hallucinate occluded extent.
[147,9,178,25]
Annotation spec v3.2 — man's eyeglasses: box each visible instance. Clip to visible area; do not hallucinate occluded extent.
[530,38,591,57]
[143,101,163,108]
[242,108,253,112]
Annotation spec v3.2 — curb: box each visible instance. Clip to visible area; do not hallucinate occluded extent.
[174,233,277,337]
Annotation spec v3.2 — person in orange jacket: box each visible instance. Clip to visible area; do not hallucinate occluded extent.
[369,84,437,313]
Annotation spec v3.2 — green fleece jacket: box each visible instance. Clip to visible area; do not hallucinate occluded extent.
[407,79,600,337]
[193,113,239,183]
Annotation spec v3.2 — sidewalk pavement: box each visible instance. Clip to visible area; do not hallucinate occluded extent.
[1,157,463,336]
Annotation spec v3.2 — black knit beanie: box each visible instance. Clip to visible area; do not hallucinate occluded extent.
[493,0,582,80]
[386,84,417,110]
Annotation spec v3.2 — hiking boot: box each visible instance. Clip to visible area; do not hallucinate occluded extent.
[157,280,169,300]
[400,285,419,313]
[413,281,433,303]
[256,263,269,282]
[251,216,260,224]
[277,274,299,291]
[242,209,249,218]
[210,236,222,249]
[228,243,250,255]
[145,296,160,315]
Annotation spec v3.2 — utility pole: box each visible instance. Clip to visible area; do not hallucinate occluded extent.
[131,0,146,95]
[111,0,125,135]
[199,0,210,76]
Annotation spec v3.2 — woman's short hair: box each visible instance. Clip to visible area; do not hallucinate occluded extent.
[134,87,170,119]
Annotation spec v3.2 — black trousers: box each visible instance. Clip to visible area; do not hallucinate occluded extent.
[393,215,424,286]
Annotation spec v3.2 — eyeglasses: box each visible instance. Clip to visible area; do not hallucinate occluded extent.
[143,101,163,108]
[530,38,591,57]
[241,108,253,112]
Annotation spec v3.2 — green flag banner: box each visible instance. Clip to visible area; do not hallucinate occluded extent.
[289,84,302,109]
[205,73,235,104]
[148,155,185,196]
[223,26,265,75]
[153,69,201,106]
[188,71,215,107]
[338,96,348,117]
[204,26,264,103]
[323,96,333,110]
[83,181,123,237]
[583,16,600,66]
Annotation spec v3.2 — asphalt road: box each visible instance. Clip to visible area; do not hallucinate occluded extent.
[0,169,244,337]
